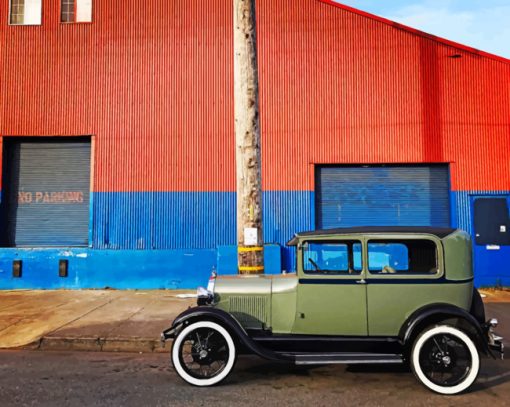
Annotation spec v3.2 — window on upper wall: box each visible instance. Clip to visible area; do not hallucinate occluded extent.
[61,0,92,23]
[9,0,42,25]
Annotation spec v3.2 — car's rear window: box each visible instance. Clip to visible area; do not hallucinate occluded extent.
[368,239,438,275]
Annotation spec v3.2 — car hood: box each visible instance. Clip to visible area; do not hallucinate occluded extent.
[213,273,297,296]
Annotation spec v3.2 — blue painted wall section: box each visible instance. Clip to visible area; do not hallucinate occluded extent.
[0,248,217,290]
[0,247,283,290]
[263,191,314,271]
[217,244,282,275]
[262,190,510,285]
[451,191,510,287]
[459,192,510,288]
[450,191,510,232]
[316,166,451,229]
[473,247,510,288]
[92,192,237,249]
[0,190,509,289]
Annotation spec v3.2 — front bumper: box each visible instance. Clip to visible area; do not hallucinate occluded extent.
[488,331,504,359]
[485,319,504,360]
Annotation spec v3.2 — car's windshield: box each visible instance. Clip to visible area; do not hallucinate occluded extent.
[303,241,362,274]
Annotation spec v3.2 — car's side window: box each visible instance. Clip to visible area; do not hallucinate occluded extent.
[368,239,438,275]
[303,241,362,275]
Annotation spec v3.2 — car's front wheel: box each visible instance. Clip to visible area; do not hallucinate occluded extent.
[411,325,480,395]
[171,320,236,386]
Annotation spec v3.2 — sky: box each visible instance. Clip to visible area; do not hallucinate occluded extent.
[335,0,510,59]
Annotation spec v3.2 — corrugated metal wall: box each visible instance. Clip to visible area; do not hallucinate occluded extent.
[0,0,508,268]
[0,0,235,194]
[92,192,236,249]
[256,0,510,269]
[1,138,91,246]
[257,0,510,193]
[316,166,450,229]
[0,0,237,251]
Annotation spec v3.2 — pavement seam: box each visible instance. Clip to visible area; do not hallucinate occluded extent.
[99,296,156,346]
[0,299,27,313]
[0,291,194,353]
[108,304,150,334]
[41,294,121,339]
[0,298,80,336]
[39,295,156,352]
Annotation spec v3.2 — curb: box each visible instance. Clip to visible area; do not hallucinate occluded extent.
[23,336,172,354]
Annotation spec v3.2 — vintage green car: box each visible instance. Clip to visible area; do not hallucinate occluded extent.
[162,227,504,394]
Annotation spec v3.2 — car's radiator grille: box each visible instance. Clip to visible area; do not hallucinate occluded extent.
[228,296,270,329]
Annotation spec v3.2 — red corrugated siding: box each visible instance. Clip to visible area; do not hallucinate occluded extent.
[257,0,510,192]
[0,136,3,191]
[319,0,510,65]
[0,0,509,194]
[0,0,235,193]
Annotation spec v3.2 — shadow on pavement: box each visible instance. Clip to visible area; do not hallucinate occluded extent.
[228,354,510,395]
[470,357,510,393]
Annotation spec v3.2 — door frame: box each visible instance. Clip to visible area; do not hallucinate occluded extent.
[293,236,368,336]
[469,194,510,241]
[469,194,510,286]
[0,136,93,248]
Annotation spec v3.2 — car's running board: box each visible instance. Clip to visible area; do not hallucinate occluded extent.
[291,353,404,365]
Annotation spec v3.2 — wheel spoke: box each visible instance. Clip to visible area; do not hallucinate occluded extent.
[419,332,472,387]
[178,326,230,381]
[433,337,444,354]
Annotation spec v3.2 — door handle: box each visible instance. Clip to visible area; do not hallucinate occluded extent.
[356,279,366,284]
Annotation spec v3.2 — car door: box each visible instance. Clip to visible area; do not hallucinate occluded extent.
[292,238,368,336]
[365,235,445,336]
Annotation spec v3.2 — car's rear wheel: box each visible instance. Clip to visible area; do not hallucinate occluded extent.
[411,325,480,395]
[171,321,236,386]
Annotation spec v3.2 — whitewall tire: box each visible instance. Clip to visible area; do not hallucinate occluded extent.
[171,321,236,387]
[411,325,480,395]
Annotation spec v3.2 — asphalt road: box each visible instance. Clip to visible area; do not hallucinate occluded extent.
[0,303,509,407]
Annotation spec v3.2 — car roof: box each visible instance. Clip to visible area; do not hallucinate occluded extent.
[286,227,457,246]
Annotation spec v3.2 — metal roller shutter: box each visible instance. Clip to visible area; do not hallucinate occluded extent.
[316,165,450,229]
[1,138,91,247]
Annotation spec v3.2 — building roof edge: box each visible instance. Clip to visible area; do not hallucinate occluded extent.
[318,0,510,66]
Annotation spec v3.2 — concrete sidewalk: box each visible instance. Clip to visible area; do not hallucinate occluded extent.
[0,289,509,353]
[0,290,194,353]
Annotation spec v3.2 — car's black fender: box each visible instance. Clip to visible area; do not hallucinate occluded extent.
[399,303,491,357]
[161,306,292,362]
[470,288,486,324]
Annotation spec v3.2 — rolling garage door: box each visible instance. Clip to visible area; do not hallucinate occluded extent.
[316,165,450,229]
[1,138,91,247]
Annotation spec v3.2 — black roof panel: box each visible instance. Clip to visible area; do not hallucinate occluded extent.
[287,226,457,246]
